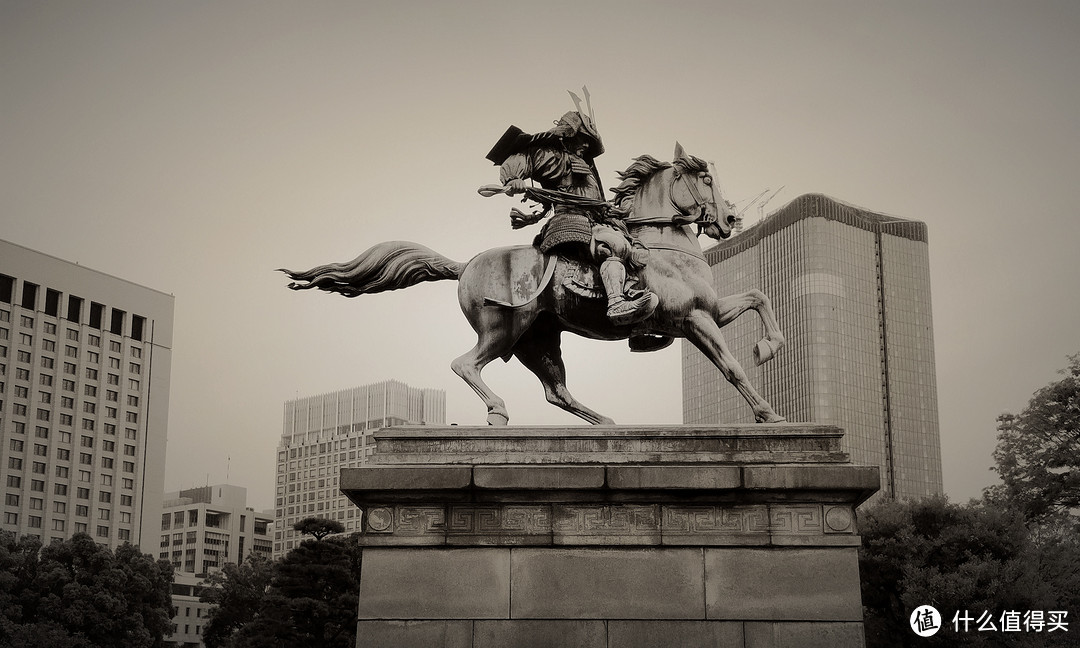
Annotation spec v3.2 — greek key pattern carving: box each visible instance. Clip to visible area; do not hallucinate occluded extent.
[393,506,446,535]
[447,505,551,535]
[663,505,769,534]
[554,505,660,536]
[767,505,823,535]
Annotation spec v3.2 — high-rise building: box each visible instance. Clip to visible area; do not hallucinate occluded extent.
[273,380,445,556]
[682,194,942,500]
[0,239,173,548]
[160,484,273,648]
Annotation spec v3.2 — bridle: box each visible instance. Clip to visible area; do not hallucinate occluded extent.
[670,169,719,233]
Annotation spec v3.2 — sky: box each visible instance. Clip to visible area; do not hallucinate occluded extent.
[2,0,1078,513]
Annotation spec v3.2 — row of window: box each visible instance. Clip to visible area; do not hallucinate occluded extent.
[0,278,147,341]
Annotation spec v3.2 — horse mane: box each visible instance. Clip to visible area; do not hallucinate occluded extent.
[610,152,710,218]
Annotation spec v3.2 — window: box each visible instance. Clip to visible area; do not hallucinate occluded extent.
[84,385,97,397]
[30,479,44,492]
[78,470,90,482]
[128,379,140,391]
[76,505,88,516]
[123,461,135,473]
[122,478,134,489]
[61,396,75,409]
[32,462,45,474]
[85,368,97,380]
[106,390,118,402]
[55,466,68,478]
[81,436,94,448]
[35,409,49,421]
[74,523,87,533]
[129,363,141,375]
[110,341,121,353]
[99,491,112,503]
[29,498,43,510]
[96,526,109,538]
[100,475,113,486]
[83,402,95,414]
[80,453,92,465]
[98,509,111,520]
[52,520,65,531]
[40,357,55,370]
[76,488,90,499]
[102,440,115,452]
[28,516,42,529]
[13,403,26,415]
[88,334,100,347]
[3,513,17,525]
[125,412,138,423]
[104,423,116,435]
[41,339,55,352]
[33,444,46,456]
[8,457,21,469]
[125,428,137,440]
[106,407,117,419]
[66,328,79,341]
[62,379,75,391]
[131,347,142,358]
[4,494,19,506]
[15,368,29,380]
[54,484,68,496]
[53,501,66,513]
[87,351,99,364]
[81,419,94,431]
[64,362,75,375]
[65,346,77,359]
[109,357,120,369]
[107,374,119,385]
[118,528,130,541]
[101,457,113,469]
[127,395,139,407]
[120,495,133,506]
[17,350,30,363]
[38,373,52,386]
[9,439,23,452]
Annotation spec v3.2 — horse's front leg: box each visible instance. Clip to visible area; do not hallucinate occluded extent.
[714,289,785,366]
[683,309,785,423]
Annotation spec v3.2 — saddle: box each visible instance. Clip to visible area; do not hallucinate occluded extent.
[481,247,672,352]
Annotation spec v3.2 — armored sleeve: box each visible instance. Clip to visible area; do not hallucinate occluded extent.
[500,148,572,188]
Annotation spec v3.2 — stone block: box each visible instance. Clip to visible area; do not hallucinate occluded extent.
[607,620,743,647]
[704,547,863,621]
[356,620,473,648]
[742,465,879,492]
[342,466,472,491]
[445,505,553,545]
[357,548,510,619]
[474,465,605,490]
[473,620,607,648]
[744,621,866,648]
[511,547,705,619]
[607,465,741,490]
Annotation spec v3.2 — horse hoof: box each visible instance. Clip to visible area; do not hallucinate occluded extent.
[754,339,781,366]
[756,413,787,423]
[487,412,509,426]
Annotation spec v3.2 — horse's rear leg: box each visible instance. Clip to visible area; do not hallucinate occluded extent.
[513,324,615,426]
[684,309,785,423]
[714,289,785,366]
[451,329,517,426]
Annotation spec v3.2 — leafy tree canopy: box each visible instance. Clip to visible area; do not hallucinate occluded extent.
[0,532,173,648]
[292,517,345,541]
[200,554,274,648]
[987,353,1080,525]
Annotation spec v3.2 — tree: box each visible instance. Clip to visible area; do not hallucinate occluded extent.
[292,517,345,541]
[987,353,1080,525]
[0,532,173,648]
[228,535,360,648]
[859,496,1070,647]
[200,554,274,648]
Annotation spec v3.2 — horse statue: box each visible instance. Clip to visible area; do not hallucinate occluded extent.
[280,143,786,425]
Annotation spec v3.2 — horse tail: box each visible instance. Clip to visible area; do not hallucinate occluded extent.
[278,241,465,297]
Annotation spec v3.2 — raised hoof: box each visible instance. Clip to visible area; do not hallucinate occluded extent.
[487,412,509,426]
[753,338,782,366]
[756,412,787,423]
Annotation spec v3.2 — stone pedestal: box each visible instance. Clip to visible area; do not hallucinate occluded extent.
[341,424,879,648]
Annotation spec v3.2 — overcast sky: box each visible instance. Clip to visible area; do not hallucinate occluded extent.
[2,1,1078,512]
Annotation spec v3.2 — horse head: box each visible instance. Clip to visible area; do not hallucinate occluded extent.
[613,144,737,240]
[669,142,736,240]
